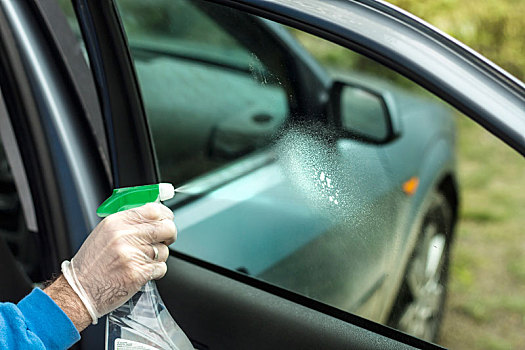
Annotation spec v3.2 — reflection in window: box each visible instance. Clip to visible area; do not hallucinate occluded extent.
[116,0,459,344]
[117,0,289,186]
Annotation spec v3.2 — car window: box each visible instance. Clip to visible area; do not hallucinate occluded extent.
[60,0,524,347]
[114,0,459,341]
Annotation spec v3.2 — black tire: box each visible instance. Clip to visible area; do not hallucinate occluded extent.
[387,191,454,342]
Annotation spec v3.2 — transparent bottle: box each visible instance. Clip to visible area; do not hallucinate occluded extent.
[106,282,193,350]
[98,183,194,350]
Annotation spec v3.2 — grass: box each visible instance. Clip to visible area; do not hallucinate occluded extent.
[440,117,525,349]
[507,257,525,284]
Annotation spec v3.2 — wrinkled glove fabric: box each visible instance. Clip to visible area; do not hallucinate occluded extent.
[62,203,176,324]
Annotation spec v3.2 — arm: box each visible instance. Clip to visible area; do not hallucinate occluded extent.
[0,286,80,350]
[0,203,175,349]
[60,202,176,323]
[43,275,91,332]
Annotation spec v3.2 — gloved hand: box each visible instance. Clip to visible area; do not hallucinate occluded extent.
[61,203,177,324]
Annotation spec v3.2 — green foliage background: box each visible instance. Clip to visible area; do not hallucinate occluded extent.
[388,0,525,81]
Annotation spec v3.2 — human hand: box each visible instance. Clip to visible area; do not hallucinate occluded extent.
[61,203,176,324]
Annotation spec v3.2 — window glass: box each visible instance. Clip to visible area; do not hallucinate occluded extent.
[115,0,457,341]
[117,0,258,72]
[62,0,525,347]
[117,0,289,187]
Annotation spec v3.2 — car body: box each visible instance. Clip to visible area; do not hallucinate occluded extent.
[0,0,523,349]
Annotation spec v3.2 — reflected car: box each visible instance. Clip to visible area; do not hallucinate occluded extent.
[118,0,460,341]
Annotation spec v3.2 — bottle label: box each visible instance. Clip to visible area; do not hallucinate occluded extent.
[115,339,159,350]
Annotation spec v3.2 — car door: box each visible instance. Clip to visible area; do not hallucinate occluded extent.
[64,0,525,349]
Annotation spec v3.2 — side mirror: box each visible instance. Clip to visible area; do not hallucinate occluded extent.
[331,81,399,143]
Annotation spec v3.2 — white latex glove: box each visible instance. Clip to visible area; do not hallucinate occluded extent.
[61,203,176,324]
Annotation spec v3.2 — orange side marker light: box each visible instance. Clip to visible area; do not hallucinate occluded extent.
[402,176,419,196]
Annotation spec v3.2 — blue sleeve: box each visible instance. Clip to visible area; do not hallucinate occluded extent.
[0,288,80,349]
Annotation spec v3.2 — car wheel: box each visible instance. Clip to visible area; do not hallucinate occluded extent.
[388,191,453,342]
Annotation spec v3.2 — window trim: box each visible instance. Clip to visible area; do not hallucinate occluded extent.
[0,89,37,232]
[72,0,159,188]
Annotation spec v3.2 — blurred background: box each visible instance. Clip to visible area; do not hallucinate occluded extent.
[387,1,525,349]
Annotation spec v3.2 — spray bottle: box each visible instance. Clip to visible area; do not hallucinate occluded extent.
[97,183,194,350]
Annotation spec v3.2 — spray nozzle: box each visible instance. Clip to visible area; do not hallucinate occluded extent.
[97,183,175,217]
